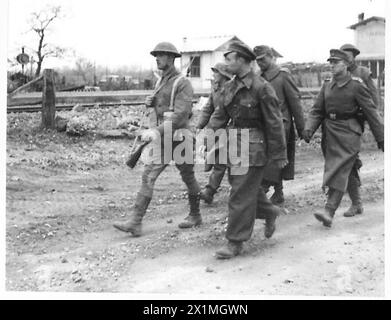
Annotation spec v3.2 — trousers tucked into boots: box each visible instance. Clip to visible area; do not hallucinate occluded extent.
[262,179,284,205]
[344,168,363,217]
[178,193,202,228]
[113,193,151,236]
[314,188,344,227]
[256,187,281,238]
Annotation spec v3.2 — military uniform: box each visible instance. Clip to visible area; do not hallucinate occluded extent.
[340,44,379,217]
[113,43,201,236]
[304,49,383,227]
[140,64,200,198]
[254,46,305,203]
[197,63,231,203]
[211,42,286,257]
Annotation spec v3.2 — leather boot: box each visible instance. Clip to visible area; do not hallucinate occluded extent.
[343,176,363,217]
[178,194,202,228]
[256,187,280,238]
[261,180,271,194]
[270,181,284,205]
[113,193,151,236]
[314,207,335,227]
[200,186,216,204]
[215,241,243,259]
[314,188,343,227]
[264,206,280,238]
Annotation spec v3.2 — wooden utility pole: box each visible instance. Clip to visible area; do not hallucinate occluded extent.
[41,69,56,129]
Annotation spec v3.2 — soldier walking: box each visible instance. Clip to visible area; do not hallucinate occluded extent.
[302,49,384,227]
[210,41,287,259]
[339,43,379,218]
[253,45,305,205]
[113,42,202,236]
[197,63,232,204]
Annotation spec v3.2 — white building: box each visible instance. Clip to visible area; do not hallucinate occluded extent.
[348,13,385,81]
[180,35,243,91]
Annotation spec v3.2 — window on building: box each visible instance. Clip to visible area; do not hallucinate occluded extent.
[188,56,200,78]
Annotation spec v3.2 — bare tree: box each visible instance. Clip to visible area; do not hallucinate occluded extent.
[75,57,95,84]
[29,5,66,77]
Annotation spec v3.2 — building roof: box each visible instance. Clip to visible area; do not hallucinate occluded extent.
[355,53,385,61]
[348,16,385,29]
[181,35,243,53]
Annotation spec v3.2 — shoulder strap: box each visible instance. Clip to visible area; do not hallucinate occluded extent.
[169,75,185,111]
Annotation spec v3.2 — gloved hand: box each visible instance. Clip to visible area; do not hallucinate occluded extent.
[301,129,312,143]
[377,141,384,152]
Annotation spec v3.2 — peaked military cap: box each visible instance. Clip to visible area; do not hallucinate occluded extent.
[211,62,232,79]
[327,49,350,63]
[224,40,256,61]
[340,43,360,57]
[253,45,274,59]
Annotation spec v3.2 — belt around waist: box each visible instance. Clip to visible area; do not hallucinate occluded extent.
[326,112,357,121]
[229,120,260,128]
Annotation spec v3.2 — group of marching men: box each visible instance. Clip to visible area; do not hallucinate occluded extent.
[113,40,384,259]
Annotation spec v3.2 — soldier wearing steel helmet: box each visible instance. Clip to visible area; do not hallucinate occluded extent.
[197,62,232,204]
[113,42,202,236]
[302,49,383,228]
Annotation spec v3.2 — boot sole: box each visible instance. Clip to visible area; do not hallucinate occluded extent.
[314,213,332,227]
[264,225,276,239]
[215,251,241,259]
[113,224,141,236]
[343,210,363,217]
[178,221,202,229]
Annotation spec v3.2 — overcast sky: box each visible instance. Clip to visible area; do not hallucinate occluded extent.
[5,0,388,70]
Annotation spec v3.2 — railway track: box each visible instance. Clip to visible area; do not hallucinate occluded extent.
[7,93,318,113]
[8,101,151,113]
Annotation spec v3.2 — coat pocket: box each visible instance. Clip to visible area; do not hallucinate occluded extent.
[347,118,362,136]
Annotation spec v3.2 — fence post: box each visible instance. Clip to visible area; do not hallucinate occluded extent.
[41,69,56,129]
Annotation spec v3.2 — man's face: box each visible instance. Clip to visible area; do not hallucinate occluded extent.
[256,55,273,71]
[343,51,355,64]
[155,53,174,70]
[224,52,241,75]
[330,59,347,76]
[212,70,224,83]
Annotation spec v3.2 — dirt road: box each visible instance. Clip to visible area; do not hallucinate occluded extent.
[6,133,384,297]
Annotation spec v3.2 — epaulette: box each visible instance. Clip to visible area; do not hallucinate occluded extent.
[324,77,331,82]
[352,76,363,83]
[280,67,291,74]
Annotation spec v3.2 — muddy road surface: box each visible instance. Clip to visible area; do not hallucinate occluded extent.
[6,125,384,297]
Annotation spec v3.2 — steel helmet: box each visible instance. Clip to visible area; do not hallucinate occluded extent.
[150,42,181,58]
[340,44,360,57]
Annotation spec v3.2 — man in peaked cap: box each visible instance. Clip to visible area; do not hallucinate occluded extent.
[302,48,383,228]
[209,40,287,259]
[197,62,232,204]
[254,44,305,206]
[340,43,379,218]
[113,41,203,236]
